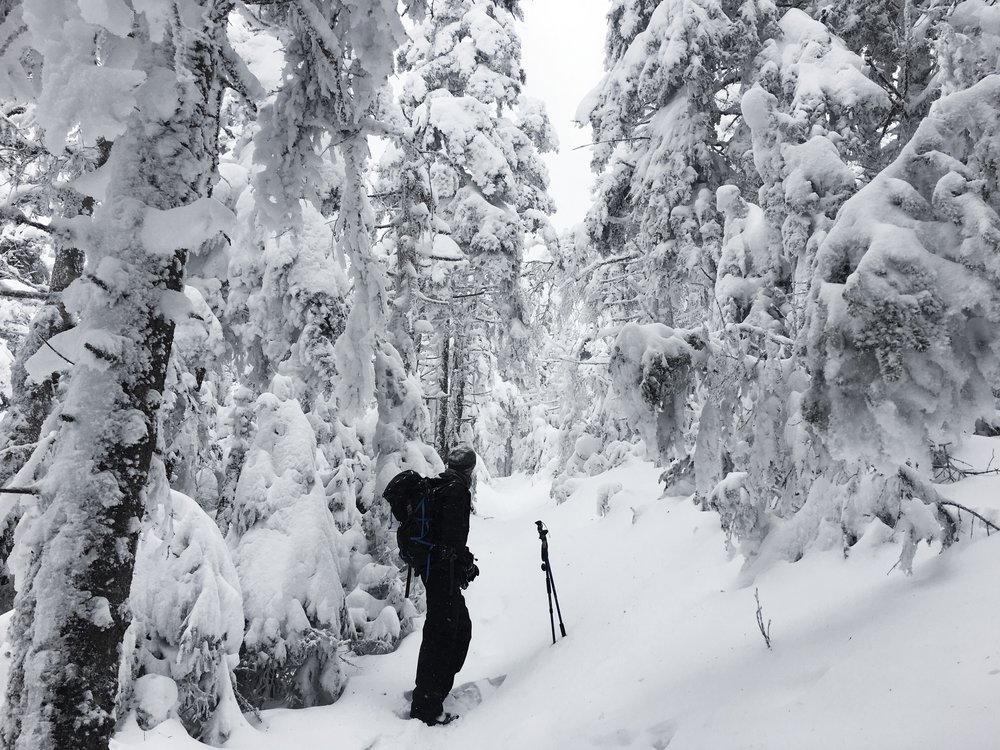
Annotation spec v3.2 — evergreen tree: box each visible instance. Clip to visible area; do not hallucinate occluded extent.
[227,379,347,707]
[124,461,245,744]
[581,0,733,327]
[0,1,236,747]
[396,0,556,471]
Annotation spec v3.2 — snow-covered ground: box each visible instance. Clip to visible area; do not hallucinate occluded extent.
[89,438,1000,748]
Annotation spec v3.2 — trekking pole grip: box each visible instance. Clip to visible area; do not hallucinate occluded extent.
[536,520,549,563]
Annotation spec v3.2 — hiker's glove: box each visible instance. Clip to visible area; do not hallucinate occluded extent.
[460,562,480,589]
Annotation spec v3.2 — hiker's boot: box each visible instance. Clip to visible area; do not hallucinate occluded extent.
[411,710,459,727]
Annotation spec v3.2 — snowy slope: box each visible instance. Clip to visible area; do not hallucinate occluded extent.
[106,441,1000,749]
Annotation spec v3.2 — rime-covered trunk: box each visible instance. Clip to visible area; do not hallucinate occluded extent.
[0,6,230,748]
[0,246,78,485]
[0,147,109,612]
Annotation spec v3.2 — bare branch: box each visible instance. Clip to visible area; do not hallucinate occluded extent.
[754,588,772,649]
[938,501,1000,534]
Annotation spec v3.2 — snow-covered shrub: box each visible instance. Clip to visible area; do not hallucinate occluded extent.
[227,385,347,708]
[608,323,709,465]
[343,563,417,656]
[515,404,562,477]
[707,472,768,551]
[125,471,245,745]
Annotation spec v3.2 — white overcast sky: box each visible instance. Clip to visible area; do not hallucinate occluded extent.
[518,0,608,232]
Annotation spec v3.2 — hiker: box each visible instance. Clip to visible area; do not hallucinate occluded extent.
[410,444,480,726]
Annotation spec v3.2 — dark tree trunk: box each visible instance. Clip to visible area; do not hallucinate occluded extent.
[436,325,451,455]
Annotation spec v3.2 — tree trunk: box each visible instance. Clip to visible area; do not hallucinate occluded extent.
[436,325,451,455]
[0,5,231,747]
[0,142,111,613]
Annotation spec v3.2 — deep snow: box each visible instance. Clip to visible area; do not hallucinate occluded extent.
[10,441,996,750]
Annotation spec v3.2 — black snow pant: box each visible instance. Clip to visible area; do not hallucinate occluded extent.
[410,564,472,721]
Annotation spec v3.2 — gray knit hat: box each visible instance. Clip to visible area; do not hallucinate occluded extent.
[446,444,477,473]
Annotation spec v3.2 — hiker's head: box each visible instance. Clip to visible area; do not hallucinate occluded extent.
[447,444,477,484]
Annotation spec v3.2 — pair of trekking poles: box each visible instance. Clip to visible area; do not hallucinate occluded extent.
[535,520,567,645]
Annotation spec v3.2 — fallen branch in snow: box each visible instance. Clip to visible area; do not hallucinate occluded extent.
[754,588,772,650]
[937,501,999,536]
[0,487,38,495]
[897,465,998,540]
[931,443,966,483]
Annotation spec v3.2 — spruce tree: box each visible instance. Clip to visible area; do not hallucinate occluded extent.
[396,0,556,471]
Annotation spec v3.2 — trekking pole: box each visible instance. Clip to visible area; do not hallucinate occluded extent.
[535,520,567,644]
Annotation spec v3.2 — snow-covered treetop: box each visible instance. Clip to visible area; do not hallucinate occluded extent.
[581,0,730,174]
[399,0,525,115]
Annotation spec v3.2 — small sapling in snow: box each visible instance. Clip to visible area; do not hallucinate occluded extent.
[755,588,772,650]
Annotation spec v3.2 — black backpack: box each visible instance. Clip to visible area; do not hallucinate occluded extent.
[383,470,441,580]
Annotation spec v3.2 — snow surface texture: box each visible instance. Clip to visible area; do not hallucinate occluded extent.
[92,444,1000,749]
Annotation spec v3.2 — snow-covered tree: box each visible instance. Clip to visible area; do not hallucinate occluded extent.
[581,0,736,327]
[818,0,938,163]
[218,0,433,704]
[736,9,889,333]
[687,8,890,554]
[123,461,245,744]
[396,0,557,470]
[226,380,346,707]
[803,74,1000,472]
[0,2,238,747]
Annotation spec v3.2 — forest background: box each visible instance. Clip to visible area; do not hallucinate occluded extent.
[0,0,995,748]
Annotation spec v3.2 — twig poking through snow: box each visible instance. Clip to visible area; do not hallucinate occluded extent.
[755,588,772,650]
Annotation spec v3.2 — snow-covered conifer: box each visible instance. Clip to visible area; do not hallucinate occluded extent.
[803,74,1000,471]
[123,461,245,745]
[226,379,346,707]
[582,0,732,326]
[738,10,889,332]
[819,0,938,162]
[396,0,556,468]
[0,2,237,747]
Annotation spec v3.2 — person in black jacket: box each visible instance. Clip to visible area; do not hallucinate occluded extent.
[410,444,479,726]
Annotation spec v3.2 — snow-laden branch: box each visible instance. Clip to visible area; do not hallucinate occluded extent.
[572,135,651,151]
[0,290,49,301]
[897,464,999,534]
[575,252,641,281]
[723,322,794,348]
[0,206,57,235]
